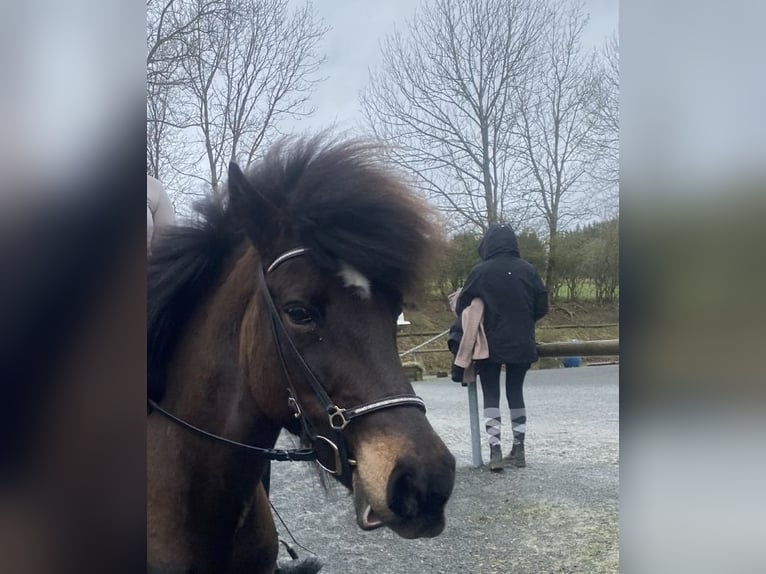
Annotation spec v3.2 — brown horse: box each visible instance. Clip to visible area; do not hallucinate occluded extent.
[147,138,456,573]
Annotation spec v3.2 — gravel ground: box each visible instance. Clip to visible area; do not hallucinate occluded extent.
[270,365,619,574]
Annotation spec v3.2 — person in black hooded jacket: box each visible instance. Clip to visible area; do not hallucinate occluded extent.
[456,224,548,471]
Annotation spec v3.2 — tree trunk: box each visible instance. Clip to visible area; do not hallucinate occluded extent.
[480,121,496,226]
[545,225,557,295]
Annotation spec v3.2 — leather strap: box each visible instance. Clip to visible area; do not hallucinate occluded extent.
[148,399,316,461]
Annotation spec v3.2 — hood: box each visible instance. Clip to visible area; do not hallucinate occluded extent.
[478,224,519,260]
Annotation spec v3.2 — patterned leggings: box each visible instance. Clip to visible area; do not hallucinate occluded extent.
[478,362,530,447]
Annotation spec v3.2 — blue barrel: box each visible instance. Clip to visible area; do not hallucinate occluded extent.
[562,356,581,368]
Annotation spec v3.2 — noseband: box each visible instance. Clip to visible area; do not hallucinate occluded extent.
[149,247,426,480]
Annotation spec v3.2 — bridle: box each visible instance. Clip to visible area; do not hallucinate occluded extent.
[148,246,426,480]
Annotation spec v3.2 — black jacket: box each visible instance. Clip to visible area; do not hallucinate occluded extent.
[456,224,548,364]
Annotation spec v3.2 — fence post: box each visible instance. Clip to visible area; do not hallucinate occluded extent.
[467,379,483,467]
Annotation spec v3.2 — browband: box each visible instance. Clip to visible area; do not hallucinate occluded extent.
[267,247,311,273]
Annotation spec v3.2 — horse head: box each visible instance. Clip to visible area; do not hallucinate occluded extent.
[228,139,455,539]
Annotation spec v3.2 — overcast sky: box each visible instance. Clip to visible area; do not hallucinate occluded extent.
[284,0,618,135]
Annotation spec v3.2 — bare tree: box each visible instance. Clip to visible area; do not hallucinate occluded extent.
[147,0,228,208]
[514,0,604,290]
[147,80,202,211]
[147,81,172,180]
[175,0,327,195]
[591,34,619,203]
[146,0,327,209]
[362,0,547,233]
[147,0,225,90]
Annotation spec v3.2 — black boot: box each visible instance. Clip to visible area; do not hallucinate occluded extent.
[505,443,526,468]
[489,444,504,472]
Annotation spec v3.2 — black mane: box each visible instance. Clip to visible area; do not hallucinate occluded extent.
[147,199,236,402]
[148,136,436,402]
[242,136,435,293]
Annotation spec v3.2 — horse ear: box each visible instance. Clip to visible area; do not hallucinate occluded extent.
[227,161,280,254]
[227,161,255,213]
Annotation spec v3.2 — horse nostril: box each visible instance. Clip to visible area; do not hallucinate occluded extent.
[387,464,423,519]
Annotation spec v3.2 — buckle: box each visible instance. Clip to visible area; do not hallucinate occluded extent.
[287,393,302,419]
[327,405,349,430]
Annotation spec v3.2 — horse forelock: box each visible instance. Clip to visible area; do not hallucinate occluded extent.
[234,135,438,299]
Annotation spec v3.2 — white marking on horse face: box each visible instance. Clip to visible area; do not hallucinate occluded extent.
[339,263,371,299]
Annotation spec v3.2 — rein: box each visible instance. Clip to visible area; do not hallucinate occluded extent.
[148,247,426,478]
[148,398,316,461]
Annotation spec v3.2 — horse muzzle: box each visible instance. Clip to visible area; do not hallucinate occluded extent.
[351,437,455,539]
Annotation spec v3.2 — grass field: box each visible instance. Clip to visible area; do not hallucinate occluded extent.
[552,280,620,302]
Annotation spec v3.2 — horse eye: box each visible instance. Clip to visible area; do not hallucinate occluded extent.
[285,305,313,326]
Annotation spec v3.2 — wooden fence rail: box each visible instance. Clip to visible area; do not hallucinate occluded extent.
[398,323,618,338]
[537,339,619,356]
[400,339,619,357]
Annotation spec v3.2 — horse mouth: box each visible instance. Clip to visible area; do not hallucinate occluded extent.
[351,474,446,537]
[353,480,446,538]
[352,472,386,531]
[360,504,385,531]
[353,483,385,530]
[348,444,454,539]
